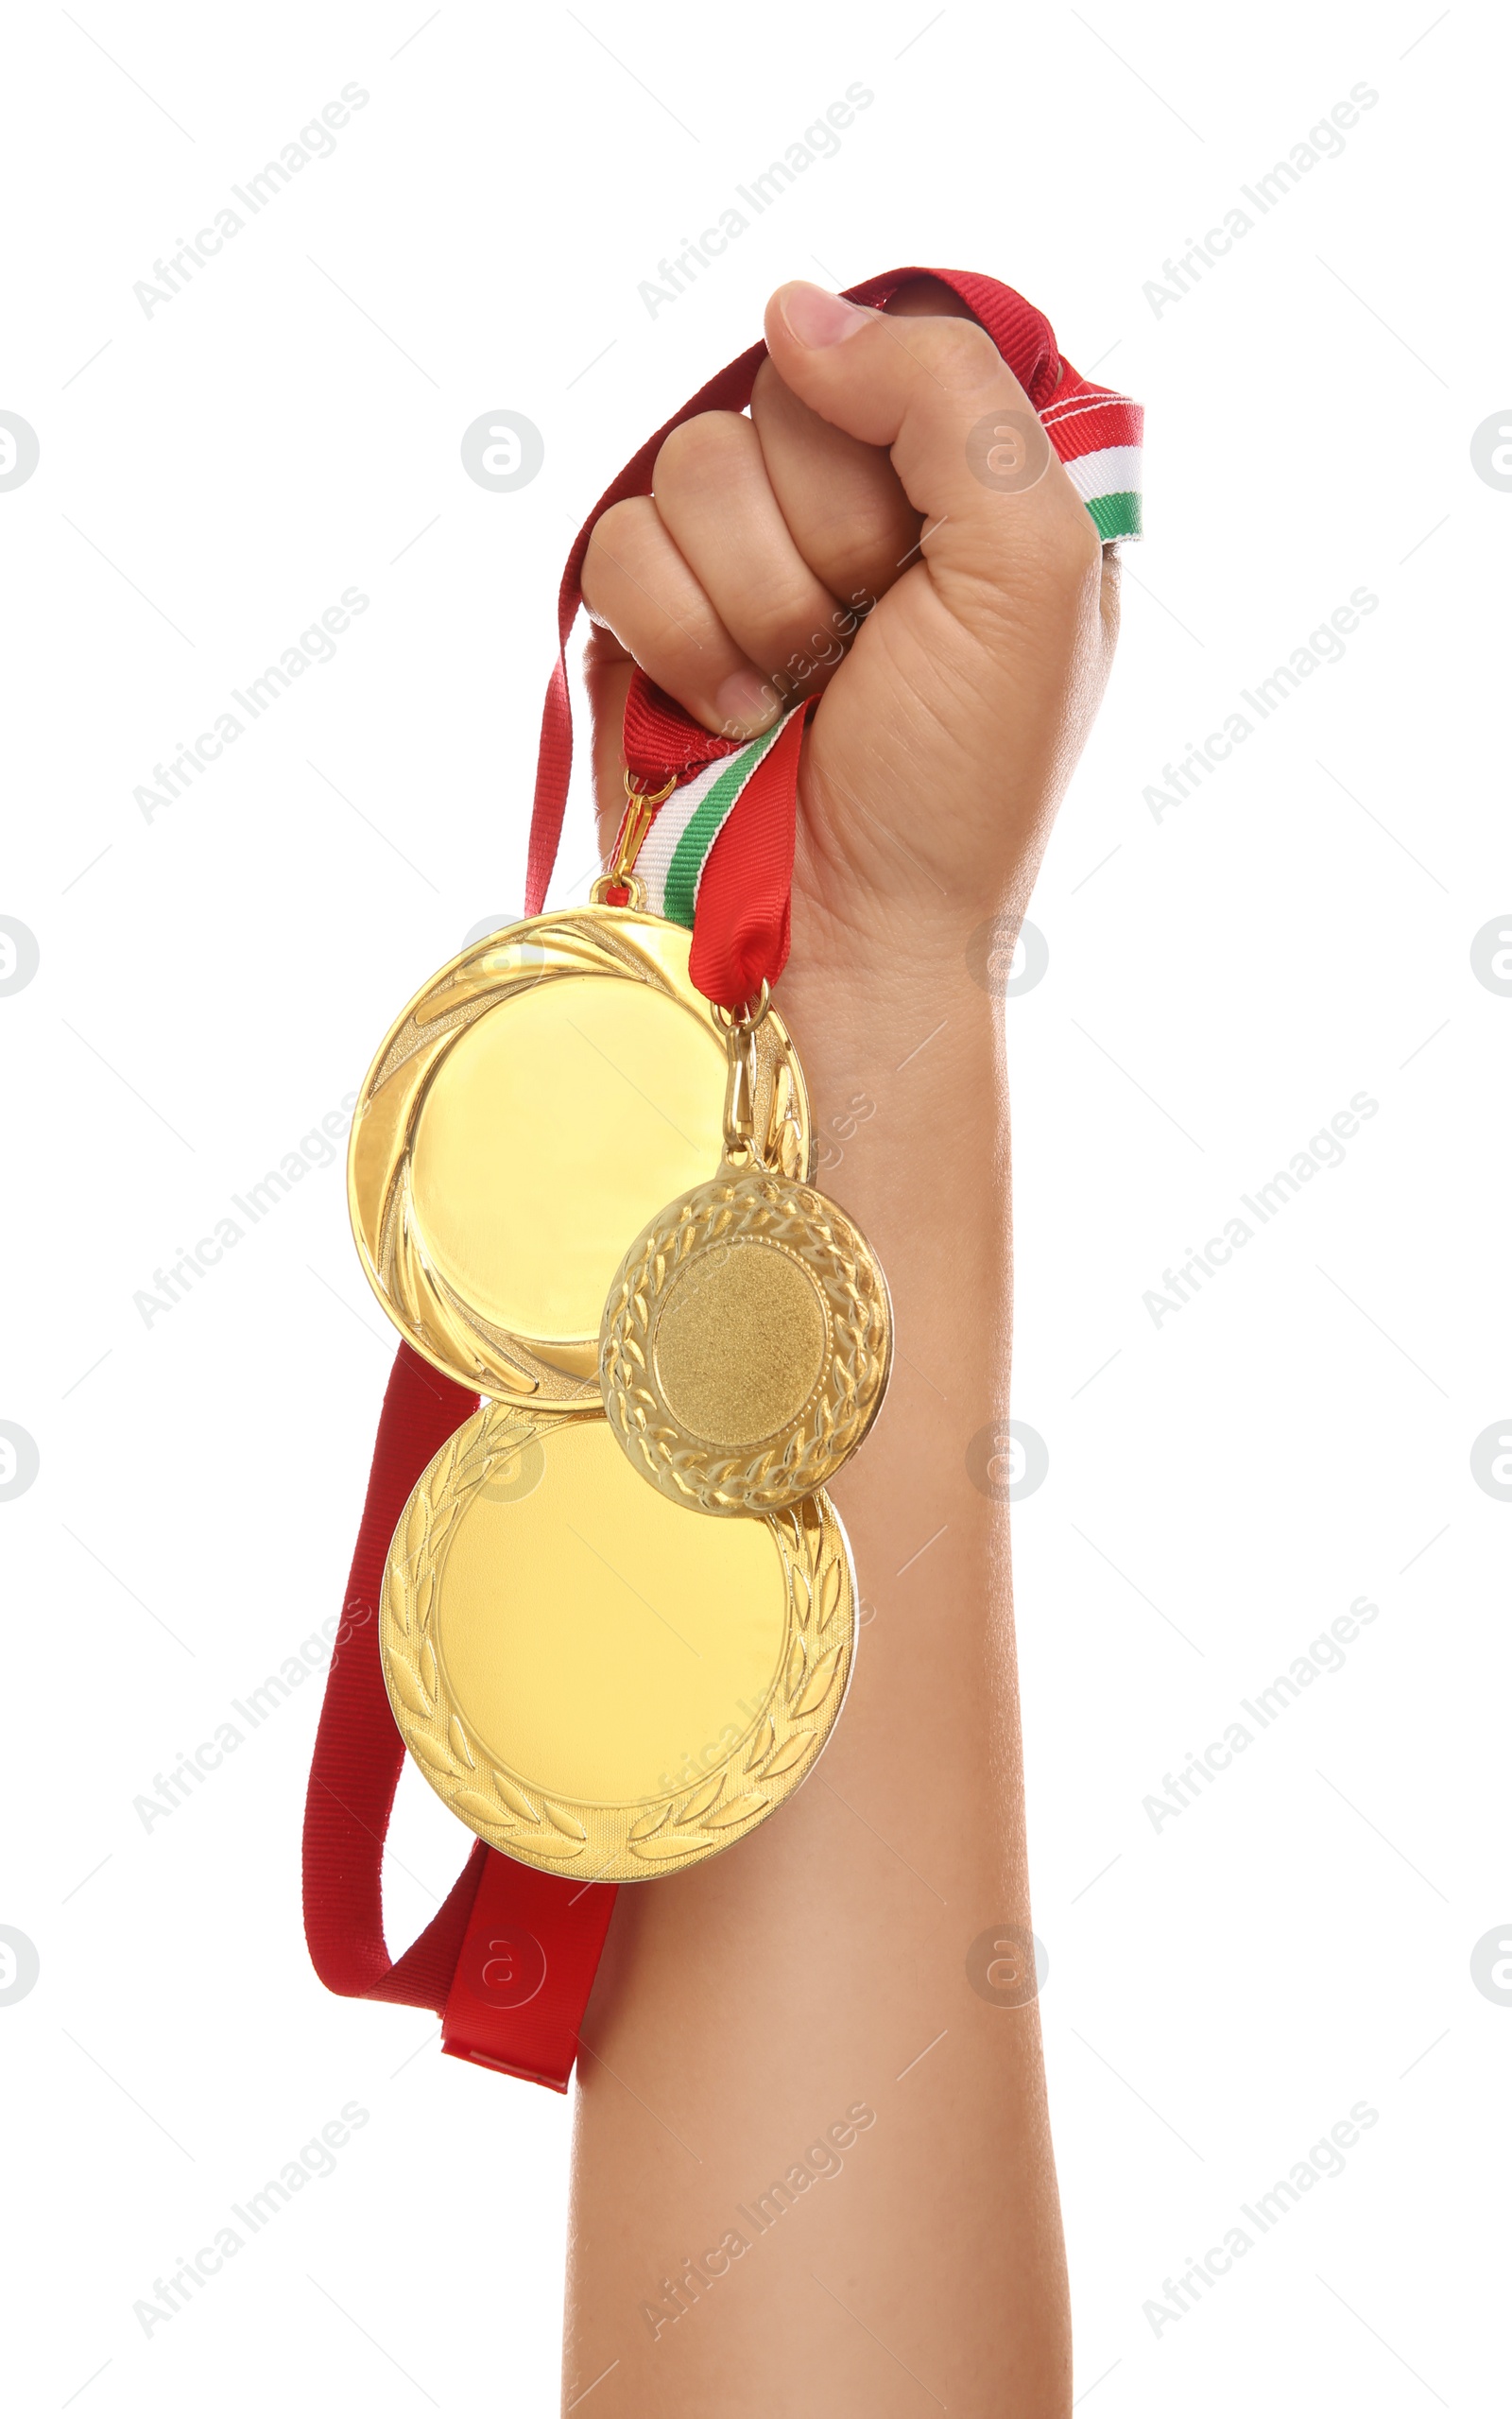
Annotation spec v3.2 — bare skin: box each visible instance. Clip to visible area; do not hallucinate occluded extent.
[562,278,1120,2417]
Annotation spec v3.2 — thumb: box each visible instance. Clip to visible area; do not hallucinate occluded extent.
[763,281,1099,625]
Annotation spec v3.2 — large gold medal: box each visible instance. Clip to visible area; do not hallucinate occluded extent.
[380,1403,856,1879]
[348,908,812,1404]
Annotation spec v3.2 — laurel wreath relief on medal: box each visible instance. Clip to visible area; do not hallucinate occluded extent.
[600,1171,892,1517]
[379,1404,856,1881]
[354,911,812,1407]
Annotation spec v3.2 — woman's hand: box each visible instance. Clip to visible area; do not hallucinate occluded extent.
[581,276,1119,980]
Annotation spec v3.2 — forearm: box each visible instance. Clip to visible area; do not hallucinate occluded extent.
[563,939,1069,2416]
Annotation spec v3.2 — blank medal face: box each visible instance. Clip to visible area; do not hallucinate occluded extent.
[348,912,811,1404]
[651,1239,831,1448]
[381,1408,857,1879]
[600,1169,893,1517]
[436,1422,782,1804]
[408,975,721,1352]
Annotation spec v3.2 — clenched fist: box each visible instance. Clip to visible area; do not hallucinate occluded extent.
[582,275,1120,981]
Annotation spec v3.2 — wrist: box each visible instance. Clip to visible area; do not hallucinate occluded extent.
[778,924,1010,1393]
[780,899,1007,1160]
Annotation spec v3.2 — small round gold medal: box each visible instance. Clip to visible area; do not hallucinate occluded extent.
[379,1404,857,1880]
[600,1167,891,1516]
[599,994,892,1516]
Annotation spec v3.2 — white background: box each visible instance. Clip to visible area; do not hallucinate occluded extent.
[2,1,1506,2411]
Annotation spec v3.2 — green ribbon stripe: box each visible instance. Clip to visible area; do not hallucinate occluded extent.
[661,722,783,929]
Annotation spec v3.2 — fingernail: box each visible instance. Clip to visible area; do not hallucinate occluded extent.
[714,670,779,734]
[779,282,871,349]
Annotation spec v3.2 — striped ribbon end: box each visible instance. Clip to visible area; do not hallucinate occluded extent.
[636,716,790,925]
[1045,388,1144,544]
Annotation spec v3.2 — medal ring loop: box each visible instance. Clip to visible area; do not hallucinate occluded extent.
[624,769,679,810]
[588,868,648,907]
[589,769,680,907]
[713,978,772,1036]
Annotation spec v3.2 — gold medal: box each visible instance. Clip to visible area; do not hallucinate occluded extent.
[354,824,882,1878]
[599,990,892,1515]
[347,905,811,1404]
[380,1402,856,1879]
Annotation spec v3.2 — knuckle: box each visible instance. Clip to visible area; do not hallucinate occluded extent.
[653,409,749,495]
[739,557,832,639]
[918,315,1003,392]
[799,485,910,575]
[814,526,898,604]
[581,496,658,605]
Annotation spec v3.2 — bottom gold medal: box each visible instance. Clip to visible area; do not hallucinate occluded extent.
[380,1404,856,1880]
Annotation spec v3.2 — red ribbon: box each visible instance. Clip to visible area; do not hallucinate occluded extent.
[301,1345,616,2087]
[687,694,811,1008]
